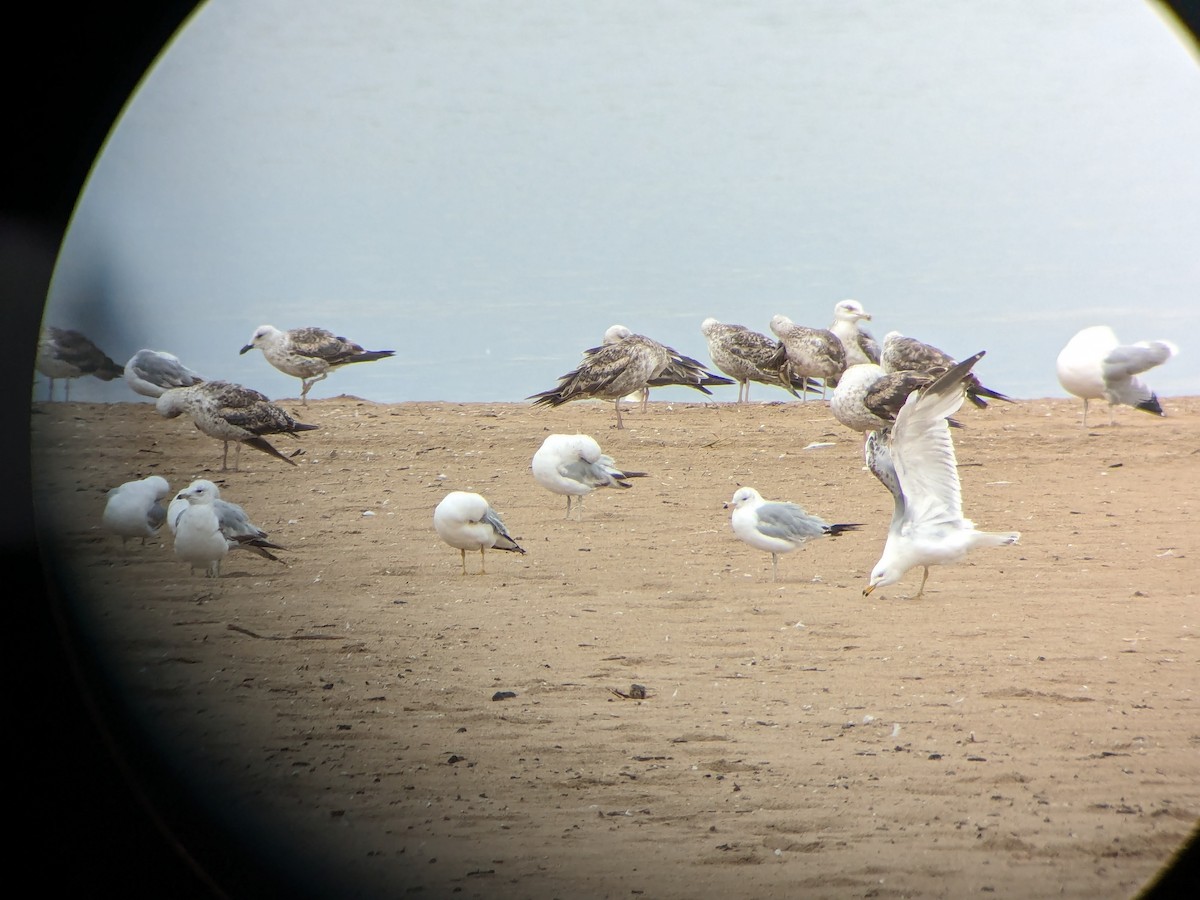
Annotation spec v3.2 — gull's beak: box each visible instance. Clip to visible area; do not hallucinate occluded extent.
[862,584,875,597]
[861,312,873,321]
[239,344,253,355]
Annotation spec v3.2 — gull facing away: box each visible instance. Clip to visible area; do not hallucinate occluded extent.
[35,327,124,401]
[123,349,204,398]
[700,318,817,403]
[828,300,880,367]
[726,487,860,582]
[880,332,1013,408]
[433,491,526,574]
[156,380,318,471]
[168,480,287,563]
[172,479,230,577]
[863,351,1021,600]
[1055,325,1178,427]
[604,325,734,405]
[102,476,170,546]
[239,325,395,405]
[768,315,847,400]
[531,433,648,519]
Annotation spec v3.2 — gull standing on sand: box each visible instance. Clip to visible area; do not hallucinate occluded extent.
[239,325,395,405]
[830,363,950,436]
[604,325,733,403]
[531,433,648,519]
[828,300,880,367]
[168,480,287,563]
[433,491,526,574]
[863,352,1021,600]
[726,487,860,582]
[768,315,847,399]
[700,318,815,402]
[35,327,124,401]
[1055,325,1178,427]
[123,349,204,398]
[173,480,230,577]
[102,476,171,546]
[156,380,318,471]
[880,332,1013,408]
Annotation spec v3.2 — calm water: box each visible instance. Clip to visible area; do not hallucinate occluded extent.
[41,0,1200,404]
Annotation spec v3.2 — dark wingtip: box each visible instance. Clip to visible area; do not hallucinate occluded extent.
[1136,394,1165,416]
[828,523,863,536]
[244,437,297,465]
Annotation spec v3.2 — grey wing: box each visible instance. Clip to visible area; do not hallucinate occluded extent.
[1102,341,1175,380]
[214,499,262,540]
[865,429,905,531]
[755,502,830,543]
[559,457,612,489]
[147,500,167,532]
[133,351,202,389]
[482,507,525,553]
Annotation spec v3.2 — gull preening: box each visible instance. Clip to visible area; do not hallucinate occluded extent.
[35,327,124,401]
[156,380,318,470]
[172,479,231,577]
[726,487,860,582]
[607,325,733,402]
[700,318,815,403]
[123,349,204,398]
[239,325,395,405]
[828,300,880,367]
[168,480,287,563]
[531,433,648,519]
[880,332,1013,408]
[768,315,847,400]
[863,351,1021,600]
[433,491,526,574]
[1055,325,1178,427]
[102,476,171,546]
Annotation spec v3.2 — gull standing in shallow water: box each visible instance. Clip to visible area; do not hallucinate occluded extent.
[35,327,124,401]
[433,491,526,574]
[168,481,288,563]
[123,349,204,398]
[531,433,648,519]
[1055,325,1178,427]
[102,476,171,546]
[726,487,860,582]
[863,351,1021,600]
[239,325,395,405]
[156,381,317,471]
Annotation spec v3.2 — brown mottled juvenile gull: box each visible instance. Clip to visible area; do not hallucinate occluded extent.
[123,349,204,399]
[239,325,395,405]
[1055,325,1178,427]
[828,300,880,367]
[433,491,526,575]
[700,318,817,403]
[35,327,124,401]
[156,380,318,471]
[830,363,952,436]
[863,351,1020,600]
[880,331,1013,408]
[768,314,847,400]
[602,325,733,407]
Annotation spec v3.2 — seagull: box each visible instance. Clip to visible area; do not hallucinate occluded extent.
[1055,325,1178,427]
[156,380,318,471]
[880,332,1013,408]
[172,479,230,577]
[102,476,171,546]
[35,327,124,401]
[768,315,847,400]
[604,325,734,405]
[239,325,395,405]
[862,351,1021,600]
[700,318,817,402]
[168,480,287,563]
[433,491,526,574]
[726,487,860,582]
[828,300,880,367]
[123,349,204,398]
[531,433,648,519]
[830,363,953,436]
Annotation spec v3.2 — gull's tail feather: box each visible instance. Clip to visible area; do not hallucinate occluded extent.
[970,530,1021,550]
[245,437,298,465]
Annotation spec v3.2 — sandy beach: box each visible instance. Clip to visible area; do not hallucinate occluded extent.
[30,393,1199,898]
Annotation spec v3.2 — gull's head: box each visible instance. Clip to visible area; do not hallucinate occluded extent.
[768,315,792,338]
[726,487,762,511]
[882,330,903,346]
[143,476,171,500]
[864,562,901,596]
[700,317,720,336]
[603,324,632,345]
[181,479,221,505]
[240,325,278,354]
[155,388,189,418]
[834,299,871,322]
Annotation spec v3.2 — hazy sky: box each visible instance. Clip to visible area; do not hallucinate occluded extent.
[42,0,1199,404]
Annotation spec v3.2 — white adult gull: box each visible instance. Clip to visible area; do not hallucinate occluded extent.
[863,351,1021,600]
[700,317,817,403]
[167,480,288,563]
[35,327,124,401]
[768,315,847,400]
[102,476,171,546]
[531,433,648,519]
[172,479,230,577]
[880,331,1013,408]
[239,325,395,405]
[1055,325,1178,427]
[726,487,860,582]
[828,300,880,368]
[156,380,318,471]
[433,491,526,574]
[123,349,204,399]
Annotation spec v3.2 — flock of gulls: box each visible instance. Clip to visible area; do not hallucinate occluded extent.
[37,302,1179,593]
